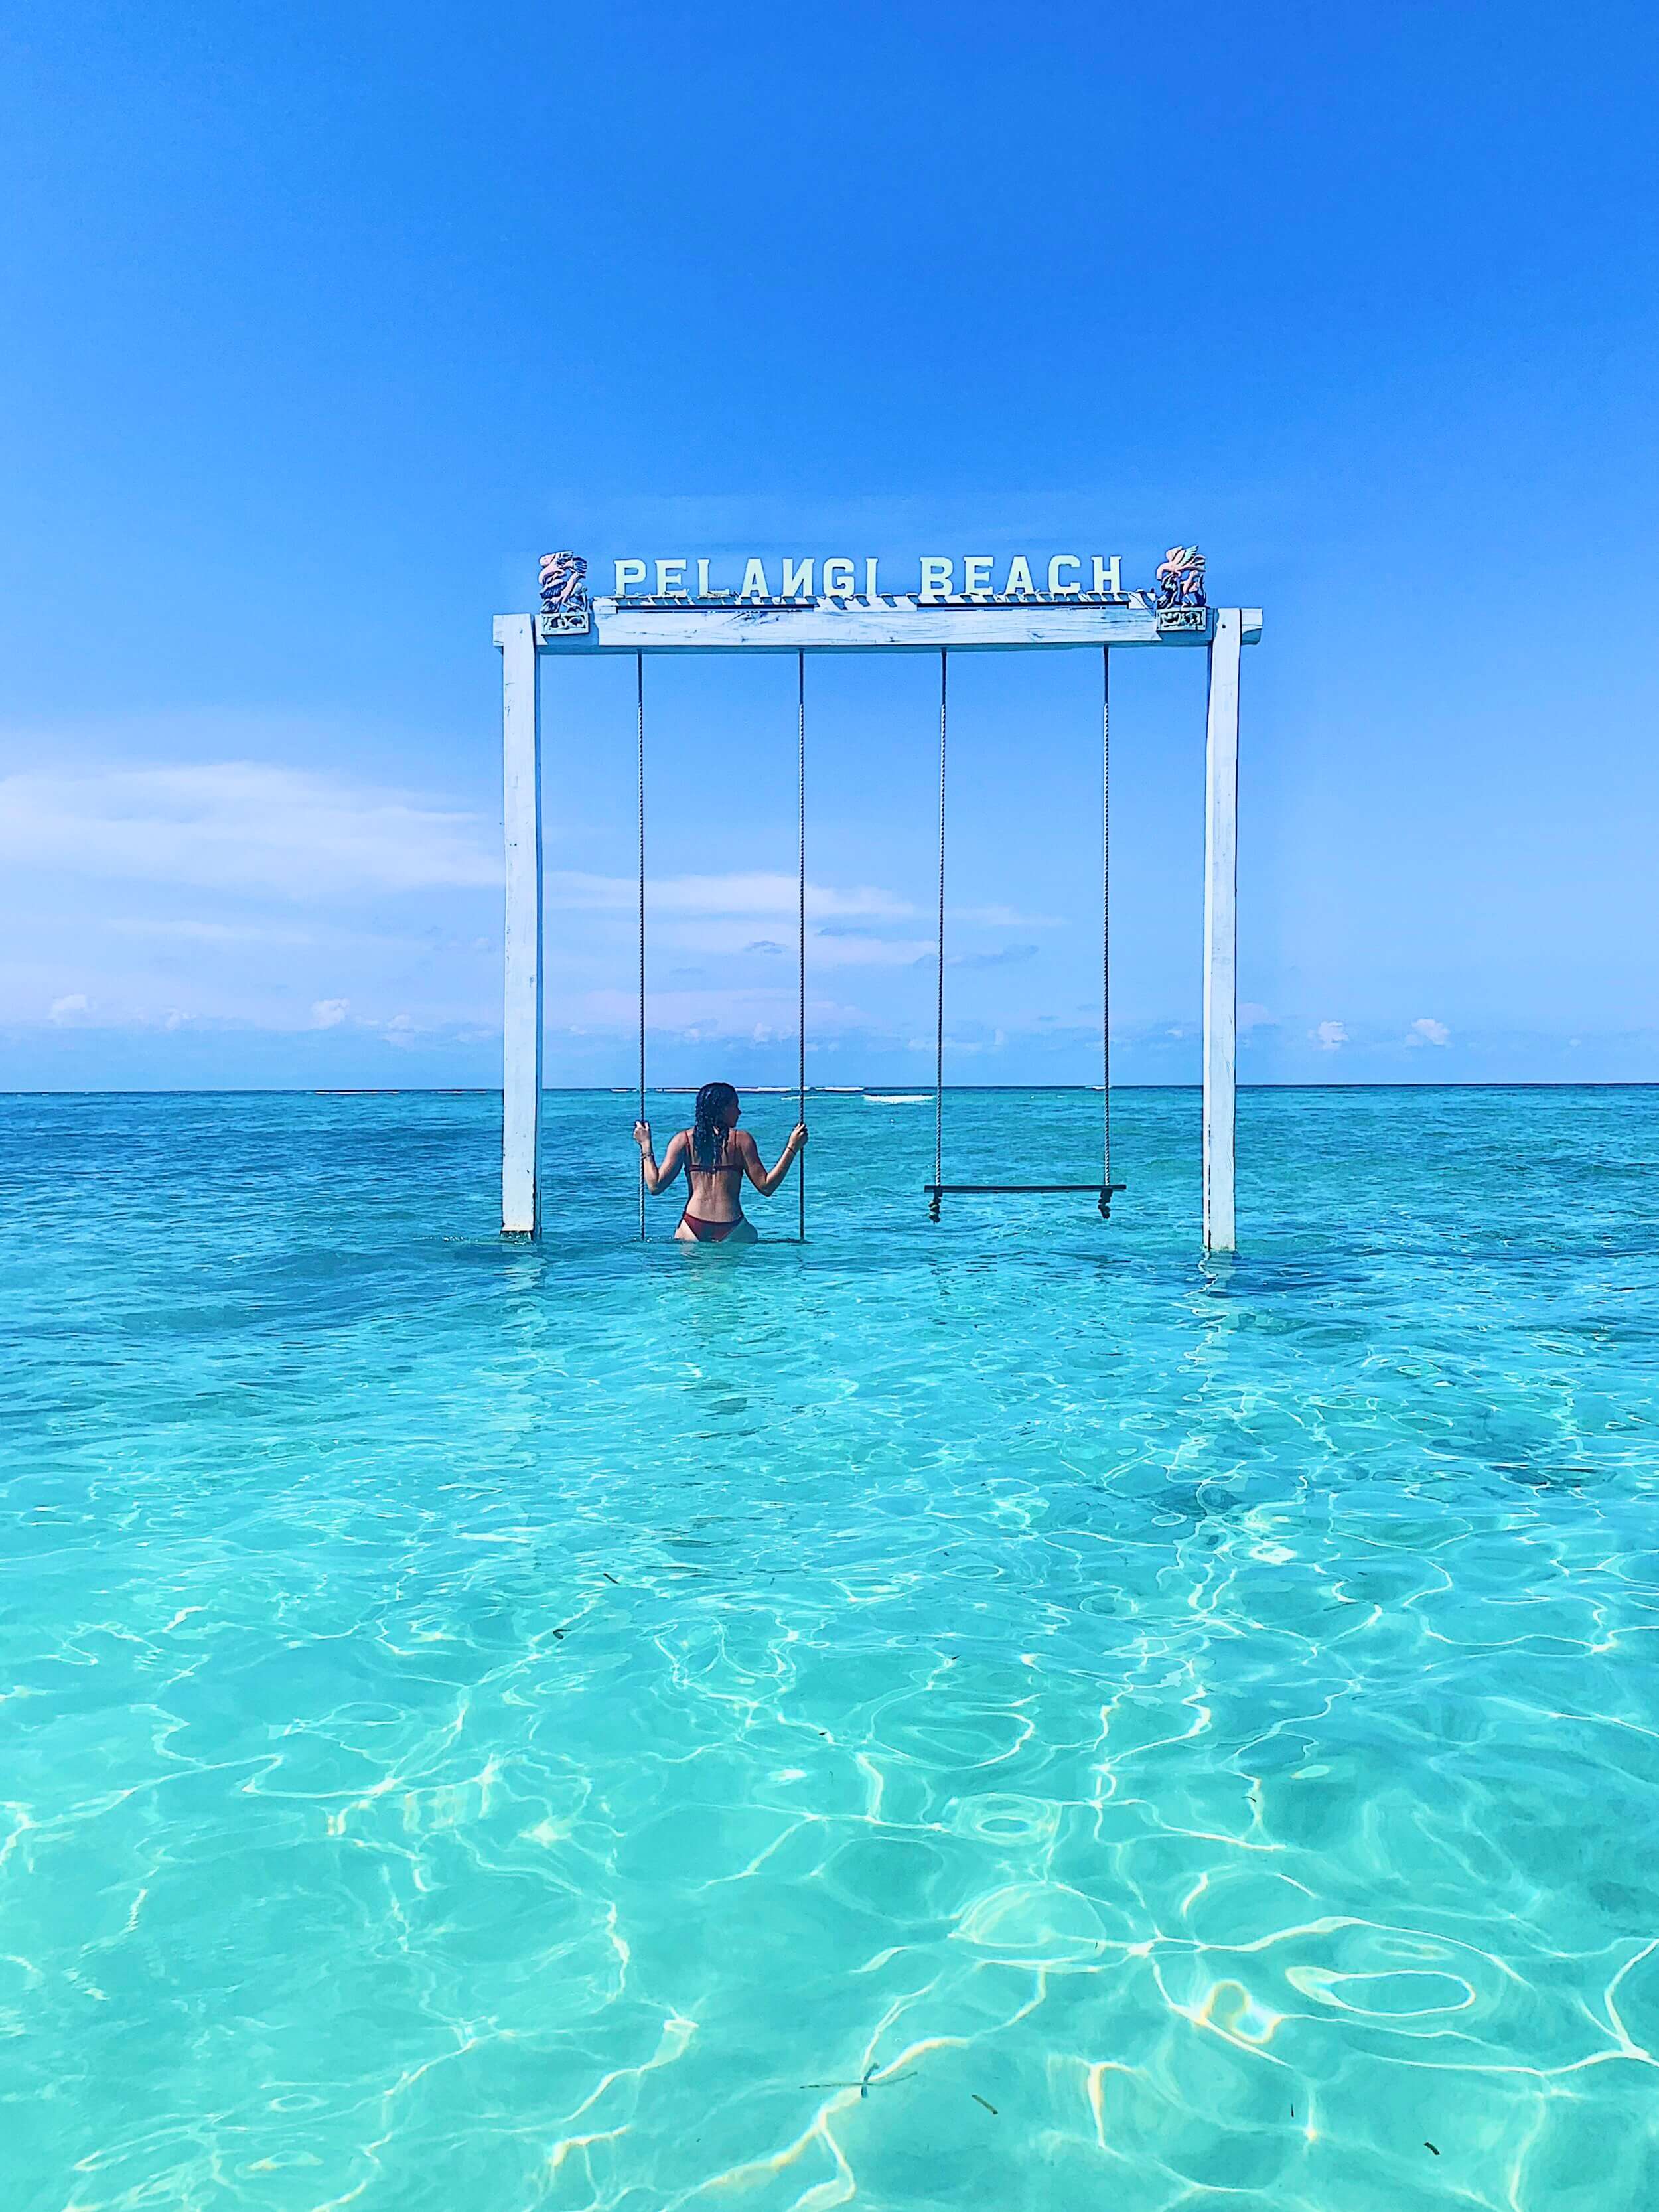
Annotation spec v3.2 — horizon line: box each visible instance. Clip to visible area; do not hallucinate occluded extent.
[3,1081,1656,1100]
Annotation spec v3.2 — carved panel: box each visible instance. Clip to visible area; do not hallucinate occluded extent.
[537,551,591,636]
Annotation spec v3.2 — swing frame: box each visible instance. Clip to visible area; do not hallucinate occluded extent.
[494,591,1262,1250]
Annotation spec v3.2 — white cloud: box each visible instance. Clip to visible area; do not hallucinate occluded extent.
[1407,1017,1451,1047]
[545,869,931,969]
[547,869,912,922]
[949,903,1063,929]
[48,993,91,1024]
[311,997,350,1029]
[752,924,934,968]
[108,915,491,958]
[0,763,498,899]
[902,1029,1009,1056]
[1311,1019,1348,1051]
[1238,1001,1273,1032]
[576,979,890,1041]
[938,944,1038,970]
[112,917,320,946]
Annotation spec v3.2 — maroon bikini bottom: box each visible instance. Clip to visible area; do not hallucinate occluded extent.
[680,1213,742,1243]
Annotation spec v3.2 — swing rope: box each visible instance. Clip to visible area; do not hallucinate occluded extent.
[636,650,647,1240]
[635,650,810,1243]
[1102,644,1112,1189]
[926,641,1125,1220]
[797,649,806,1244]
[933,648,948,1208]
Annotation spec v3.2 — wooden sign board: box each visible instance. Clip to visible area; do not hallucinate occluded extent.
[536,597,1263,654]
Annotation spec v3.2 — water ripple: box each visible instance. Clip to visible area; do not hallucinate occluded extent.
[3,1086,1658,2209]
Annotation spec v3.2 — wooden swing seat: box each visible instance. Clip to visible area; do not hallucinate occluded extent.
[925,1181,1127,1220]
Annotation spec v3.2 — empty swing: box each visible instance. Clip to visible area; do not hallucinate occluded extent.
[635,650,809,1242]
[925,645,1127,1222]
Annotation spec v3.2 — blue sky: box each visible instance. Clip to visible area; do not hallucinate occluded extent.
[3,1,1656,1088]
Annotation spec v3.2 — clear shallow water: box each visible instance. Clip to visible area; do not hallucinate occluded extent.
[3,1085,1658,2212]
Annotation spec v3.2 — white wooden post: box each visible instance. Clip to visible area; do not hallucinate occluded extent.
[1202,607,1242,1252]
[496,614,543,1236]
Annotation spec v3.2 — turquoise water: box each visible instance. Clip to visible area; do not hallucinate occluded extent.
[4,1086,1658,2212]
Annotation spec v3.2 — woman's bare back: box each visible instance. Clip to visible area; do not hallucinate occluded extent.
[680,1127,753,1223]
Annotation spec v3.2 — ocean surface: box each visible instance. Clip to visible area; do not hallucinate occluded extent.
[3,1084,1657,2212]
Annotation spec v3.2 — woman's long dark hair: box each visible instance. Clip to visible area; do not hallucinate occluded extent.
[691,1082,739,1169]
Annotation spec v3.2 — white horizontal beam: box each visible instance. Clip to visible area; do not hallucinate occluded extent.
[535,599,1263,653]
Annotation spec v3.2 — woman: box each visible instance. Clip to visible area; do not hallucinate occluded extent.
[634,1082,806,1244]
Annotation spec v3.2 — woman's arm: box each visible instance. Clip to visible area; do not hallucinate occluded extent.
[634,1124,688,1195]
[737,1124,807,1197]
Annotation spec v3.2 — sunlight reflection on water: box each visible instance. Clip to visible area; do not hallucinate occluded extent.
[3,1086,1658,2211]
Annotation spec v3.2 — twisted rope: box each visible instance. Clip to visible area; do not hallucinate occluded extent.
[1102,646,1112,1185]
[636,651,646,1240]
[797,650,806,1242]
[934,650,948,1202]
